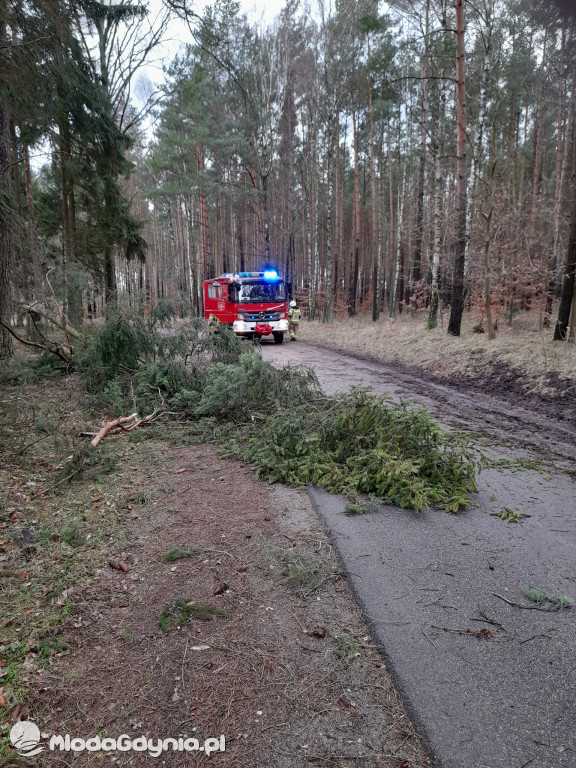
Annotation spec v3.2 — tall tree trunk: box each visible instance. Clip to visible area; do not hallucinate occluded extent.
[177,197,188,295]
[427,135,442,329]
[261,170,270,264]
[482,117,498,341]
[348,108,361,316]
[390,163,406,319]
[465,0,493,271]
[23,144,41,299]
[304,133,317,319]
[0,51,13,358]
[184,197,198,313]
[412,3,429,290]
[58,114,83,326]
[529,31,547,245]
[387,118,395,316]
[378,137,387,313]
[554,102,576,340]
[554,209,576,341]
[303,176,312,315]
[368,43,381,321]
[335,121,341,304]
[569,281,576,342]
[427,57,448,330]
[447,0,468,336]
[197,145,208,283]
[546,46,572,325]
[322,108,335,324]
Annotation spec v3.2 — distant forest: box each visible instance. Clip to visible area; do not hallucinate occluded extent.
[2,0,576,358]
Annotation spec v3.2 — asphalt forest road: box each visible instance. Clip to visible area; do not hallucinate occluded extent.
[261,340,576,768]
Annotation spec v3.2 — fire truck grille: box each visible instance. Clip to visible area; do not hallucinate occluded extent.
[244,311,283,322]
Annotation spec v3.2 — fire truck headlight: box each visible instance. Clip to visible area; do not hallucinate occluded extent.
[278,319,289,331]
[233,320,248,331]
[236,313,244,320]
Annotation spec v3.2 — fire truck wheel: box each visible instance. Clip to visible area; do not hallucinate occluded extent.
[273,332,284,344]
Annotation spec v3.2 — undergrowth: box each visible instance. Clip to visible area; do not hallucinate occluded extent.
[6,306,482,512]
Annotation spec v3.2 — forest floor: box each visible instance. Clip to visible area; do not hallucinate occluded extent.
[297,312,576,426]
[2,312,576,768]
[0,375,428,768]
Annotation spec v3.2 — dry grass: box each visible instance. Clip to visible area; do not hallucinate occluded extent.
[298,312,576,398]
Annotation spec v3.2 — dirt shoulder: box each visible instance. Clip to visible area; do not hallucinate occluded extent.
[296,316,576,430]
[0,418,428,767]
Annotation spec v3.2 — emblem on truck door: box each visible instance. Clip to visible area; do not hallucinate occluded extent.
[218,302,225,310]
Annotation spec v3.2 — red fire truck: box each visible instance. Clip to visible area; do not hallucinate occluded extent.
[202,270,289,343]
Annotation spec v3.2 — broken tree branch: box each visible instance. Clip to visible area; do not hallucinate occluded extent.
[91,413,138,447]
[90,409,163,447]
[0,319,71,362]
[491,593,560,611]
[430,625,493,638]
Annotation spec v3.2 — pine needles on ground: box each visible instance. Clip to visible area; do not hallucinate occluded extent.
[159,600,227,631]
[162,545,204,562]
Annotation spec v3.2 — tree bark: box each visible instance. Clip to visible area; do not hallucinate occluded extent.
[465,0,493,271]
[197,145,209,283]
[553,208,576,340]
[482,118,498,341]
[391,163,406,319]
[23,144,42,299]
[427,7,449,330]
[546,46,572,325]
[367,35,381,322]
[348,108,361,317]
[322,108,335,324]
[387,118,395,317]
[0,13,13,359]
[447,0,468,337]
[0,102,12,359]
[412,0,430,292]
[554,68,576,341]
[427,128,443,329]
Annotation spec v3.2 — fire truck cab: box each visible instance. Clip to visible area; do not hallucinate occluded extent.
[202,270,289,343]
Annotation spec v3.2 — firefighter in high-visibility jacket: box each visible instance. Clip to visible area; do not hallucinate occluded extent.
[288,300,301,341]
[207,313,222,331]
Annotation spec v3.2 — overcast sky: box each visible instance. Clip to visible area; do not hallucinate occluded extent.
[129,0,289,140]
[140,0,287,85]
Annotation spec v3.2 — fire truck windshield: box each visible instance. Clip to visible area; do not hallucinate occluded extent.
[236,281,285,303]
